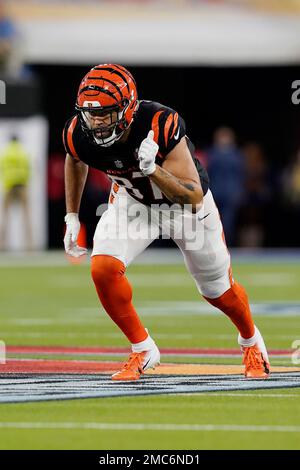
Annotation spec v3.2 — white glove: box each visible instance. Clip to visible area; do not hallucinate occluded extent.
[138,130,159,176]
[64,213,87,258]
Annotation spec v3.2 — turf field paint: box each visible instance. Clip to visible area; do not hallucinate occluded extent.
[0,372,299,404]
[5,345,293,357]
[0,422,299,433]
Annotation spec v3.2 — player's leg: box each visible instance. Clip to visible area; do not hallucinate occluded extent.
[173,189,270,378]
[91,187,160,380]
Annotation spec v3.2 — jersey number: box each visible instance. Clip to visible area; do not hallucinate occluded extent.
[109,172,164,201]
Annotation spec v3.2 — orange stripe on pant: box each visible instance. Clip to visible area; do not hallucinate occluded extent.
[203,281,255,339]
[91,255,148,344]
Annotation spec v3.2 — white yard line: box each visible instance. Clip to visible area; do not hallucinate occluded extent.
[242,273,298,286]
[0,331,194,339]
[4,301,300,321]
[0,422,299,432]
[0,248,300,267]
[0,332,103,338]
[136,301,300,317]
[183,393,300,398]
[3,318,102,326]
[1,331,297,342]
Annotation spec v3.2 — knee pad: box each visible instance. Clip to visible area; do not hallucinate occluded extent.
[192,264,232,299]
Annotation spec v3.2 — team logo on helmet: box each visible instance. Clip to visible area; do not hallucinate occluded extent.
[114,160,123,168]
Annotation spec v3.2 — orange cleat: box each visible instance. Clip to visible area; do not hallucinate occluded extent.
[112,352,146,381]
[242,344,270,379]
[112,346,160,382]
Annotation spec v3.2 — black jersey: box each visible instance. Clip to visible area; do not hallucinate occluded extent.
[63,100,209,206]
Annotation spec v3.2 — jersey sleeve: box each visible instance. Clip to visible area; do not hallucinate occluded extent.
[62,116,80,160]
[150,107,186,158]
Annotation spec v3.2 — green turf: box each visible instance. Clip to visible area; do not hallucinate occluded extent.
[1,391,300,450]
[1,263,299,349]
[0,259,300,449]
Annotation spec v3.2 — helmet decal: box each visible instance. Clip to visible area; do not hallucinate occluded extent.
[83,101,102,107]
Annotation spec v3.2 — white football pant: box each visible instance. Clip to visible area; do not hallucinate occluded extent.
[92,186,232,299]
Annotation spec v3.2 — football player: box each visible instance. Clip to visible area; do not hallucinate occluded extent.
[63,64,270,381]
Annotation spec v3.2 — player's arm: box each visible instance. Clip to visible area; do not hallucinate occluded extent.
[138,131,203,209]
[150,137,203,207]
[65,153,88,213]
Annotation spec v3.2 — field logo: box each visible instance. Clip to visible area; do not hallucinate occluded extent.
[291,80,300,105]
[291,339,300,365]
[0,341,6,364]
[0,80,6,104]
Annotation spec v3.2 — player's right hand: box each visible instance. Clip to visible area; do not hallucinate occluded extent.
[64,213,88,257]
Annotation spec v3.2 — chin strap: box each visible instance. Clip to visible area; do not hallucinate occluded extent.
[94,127,125,147]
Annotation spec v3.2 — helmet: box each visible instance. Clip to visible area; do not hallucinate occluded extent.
[75,63,138,147]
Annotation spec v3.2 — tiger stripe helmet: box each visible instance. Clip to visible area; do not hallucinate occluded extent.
[75,63,138,147]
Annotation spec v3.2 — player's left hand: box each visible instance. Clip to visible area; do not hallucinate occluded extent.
[138,130,159,176]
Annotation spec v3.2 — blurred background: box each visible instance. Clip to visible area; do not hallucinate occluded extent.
[1,0,300,250]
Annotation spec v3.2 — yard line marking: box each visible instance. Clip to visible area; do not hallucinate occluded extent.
[2,332,298,342]
[57,302,300,318]
[182,393,300,398]
[0,332,104,338]
[6,346,293,356]
[0,248,300,267]
[242,273,297,286]
[137,301,300,317]
[0,422,299,432]
[3,301,300,322]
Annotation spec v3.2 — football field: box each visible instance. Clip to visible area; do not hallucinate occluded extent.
[0,250,300,450]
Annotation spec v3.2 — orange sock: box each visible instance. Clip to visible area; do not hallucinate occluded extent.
[203,282,255,339]
[91,255,148,344]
